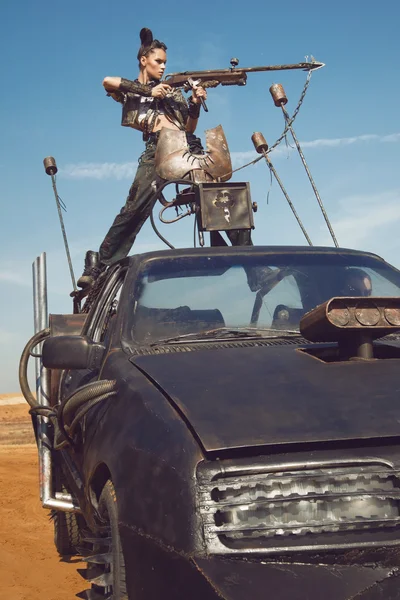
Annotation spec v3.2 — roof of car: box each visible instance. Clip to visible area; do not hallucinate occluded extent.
[125,245,386,264]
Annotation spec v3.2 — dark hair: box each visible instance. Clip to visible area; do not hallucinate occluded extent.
[137,28,167,65]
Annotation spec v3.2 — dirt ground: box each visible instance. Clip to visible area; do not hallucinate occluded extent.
[0,399,83,599]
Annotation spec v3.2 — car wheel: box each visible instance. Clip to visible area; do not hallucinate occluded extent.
[53,509,81,556]
[81,480,127,599]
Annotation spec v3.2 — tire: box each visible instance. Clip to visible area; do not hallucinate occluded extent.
[52,468,82,556]
[53,509,81,556]
[84,480,127,599]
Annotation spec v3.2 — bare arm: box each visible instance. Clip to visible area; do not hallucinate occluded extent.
[103,76,122,92]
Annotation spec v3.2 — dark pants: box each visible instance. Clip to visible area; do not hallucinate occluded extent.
[98,133,252,265]
[99,139,159,265]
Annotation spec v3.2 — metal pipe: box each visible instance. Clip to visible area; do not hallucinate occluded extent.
[43,498,81,512]
[251,132,312,245]
[33,254,50,503]
[280,105,339,247]
[32,253,78,512]
[262,150,313,246]
[357,334,374,359]
[49,174,77,292]
[43,157,77,292]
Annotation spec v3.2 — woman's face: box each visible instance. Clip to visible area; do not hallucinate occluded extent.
[141,49,167,81]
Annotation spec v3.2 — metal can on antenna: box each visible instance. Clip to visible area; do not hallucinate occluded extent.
[269,84,288,107]
[43,156,58,176]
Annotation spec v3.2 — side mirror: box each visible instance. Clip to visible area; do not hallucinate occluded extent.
[42,335,106,370]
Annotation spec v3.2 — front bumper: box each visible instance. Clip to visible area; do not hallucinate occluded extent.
[195,556,400,600]
[121,525,400,599]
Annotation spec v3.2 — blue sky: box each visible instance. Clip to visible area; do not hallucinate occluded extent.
[1,0,400,391]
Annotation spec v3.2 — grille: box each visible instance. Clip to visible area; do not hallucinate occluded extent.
[197,461,400,555]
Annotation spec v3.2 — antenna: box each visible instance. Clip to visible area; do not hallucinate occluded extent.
[43,157,77,291]
[269,84,339,247]
[251,132,313,246]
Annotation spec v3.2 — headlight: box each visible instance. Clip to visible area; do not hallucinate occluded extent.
[197,462,400,555]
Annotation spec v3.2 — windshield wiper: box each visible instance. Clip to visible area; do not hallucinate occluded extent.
[150,327,301,346]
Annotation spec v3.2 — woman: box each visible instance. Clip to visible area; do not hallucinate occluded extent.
[77,28,207,289]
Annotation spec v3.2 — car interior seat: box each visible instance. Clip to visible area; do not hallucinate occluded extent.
[133,305,225,342]
[271,304,304,330]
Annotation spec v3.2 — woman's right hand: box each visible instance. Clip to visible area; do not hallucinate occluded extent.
[151,83,172,99]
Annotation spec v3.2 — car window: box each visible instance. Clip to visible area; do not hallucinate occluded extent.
[86,269,126,344]
[127,253,400,344]
[258,274,303,327]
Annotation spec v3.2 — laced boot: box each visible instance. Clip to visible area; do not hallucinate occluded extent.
[77,250,104,290]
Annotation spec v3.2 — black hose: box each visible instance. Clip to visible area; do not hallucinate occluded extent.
[147,178,202,249]
[148,178,201,208]
[29,406,56,418]
[62,379,117,426]
[159,204,192,224]
[68,391,117,436]
[150,208,175,249]
[19,328,50,409]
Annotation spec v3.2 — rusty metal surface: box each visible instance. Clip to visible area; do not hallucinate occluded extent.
[49,313,87,337]
[251,132,269,153]
[196,182,254,232]
[269,83,288,106]
[155,125,232,182]
[164,60,325,89]
[43,156,58,175]
[300,297,400,342]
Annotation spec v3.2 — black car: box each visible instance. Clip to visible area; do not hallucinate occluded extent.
[21,245,400,599]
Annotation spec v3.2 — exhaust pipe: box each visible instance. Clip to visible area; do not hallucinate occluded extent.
[32,253,79,512]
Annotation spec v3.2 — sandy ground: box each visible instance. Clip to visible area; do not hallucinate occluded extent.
[0,401,83,599]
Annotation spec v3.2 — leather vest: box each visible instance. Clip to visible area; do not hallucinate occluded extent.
[121,88,189,133]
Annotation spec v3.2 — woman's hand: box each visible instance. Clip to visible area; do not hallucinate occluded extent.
[191,84,207,104]
[151,83,172,99]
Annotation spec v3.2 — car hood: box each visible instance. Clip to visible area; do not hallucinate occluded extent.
[130,343,400,452]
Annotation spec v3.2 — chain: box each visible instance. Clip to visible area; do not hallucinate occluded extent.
[222,70,313,178]
[267,69,312,154]
[81,270,109,313]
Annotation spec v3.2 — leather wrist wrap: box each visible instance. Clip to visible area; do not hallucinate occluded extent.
[119,78,153,97]
[188,97,201,119]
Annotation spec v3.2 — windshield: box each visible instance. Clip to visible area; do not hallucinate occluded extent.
[129,252,400,344]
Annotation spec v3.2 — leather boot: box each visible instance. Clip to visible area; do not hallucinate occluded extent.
[77,250,103,289]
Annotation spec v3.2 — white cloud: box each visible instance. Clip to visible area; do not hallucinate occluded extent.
[299,132,400,149]
[0,270,29,286]
[230,132,400,167]
[60,132,400,181]
[62,161,137,180]
[0,329,19,344]
[315,189,400,248]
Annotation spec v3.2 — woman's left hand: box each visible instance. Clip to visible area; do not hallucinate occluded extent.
[191,84,207,104]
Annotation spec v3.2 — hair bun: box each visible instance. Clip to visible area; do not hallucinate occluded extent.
[140,28,153,46]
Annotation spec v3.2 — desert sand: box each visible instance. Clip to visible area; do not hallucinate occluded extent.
[0,401,83,599]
